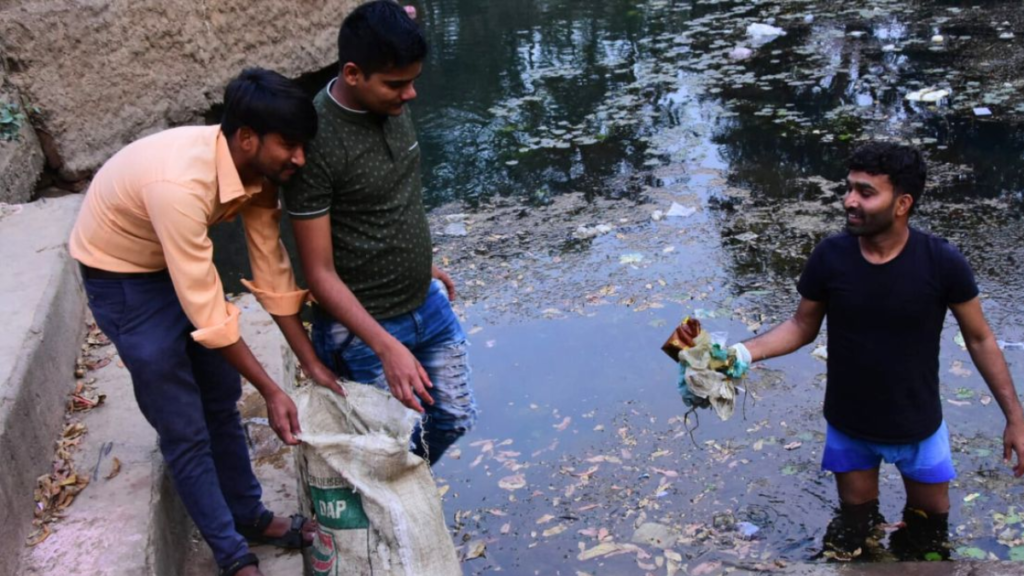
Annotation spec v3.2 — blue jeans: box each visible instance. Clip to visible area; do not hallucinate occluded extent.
[83,273,264,569]
[312,279,477,465]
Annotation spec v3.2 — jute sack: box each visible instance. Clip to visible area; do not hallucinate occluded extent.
[295,384,462,576]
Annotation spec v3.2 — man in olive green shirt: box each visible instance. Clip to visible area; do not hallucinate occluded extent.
[284,0,476,464]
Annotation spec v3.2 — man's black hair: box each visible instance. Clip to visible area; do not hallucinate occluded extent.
[221,68,317,142]
[338,0,428,77]
[847,141,927,214]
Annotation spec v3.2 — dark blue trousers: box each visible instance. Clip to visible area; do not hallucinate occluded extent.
[83,273,265,568]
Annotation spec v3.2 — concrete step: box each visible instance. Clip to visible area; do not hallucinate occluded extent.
[13,290,305,576]
[0,195,87,576]
[17,339,189,576]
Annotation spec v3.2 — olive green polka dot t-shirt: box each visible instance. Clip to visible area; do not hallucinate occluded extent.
[284,81,433,319]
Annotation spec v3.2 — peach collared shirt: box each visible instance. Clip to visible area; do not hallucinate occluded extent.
[69,125,308,349]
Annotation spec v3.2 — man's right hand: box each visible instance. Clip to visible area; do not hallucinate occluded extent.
[379,341,434,413]
[265,388,302,445]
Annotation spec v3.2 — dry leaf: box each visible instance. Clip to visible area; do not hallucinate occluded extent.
[464,540,487,560]
[498,474,527,491]
[106,457,122,480]
[543,524,568,537]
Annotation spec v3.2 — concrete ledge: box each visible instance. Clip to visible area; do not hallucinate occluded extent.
[17,350,189,576]
[0,195,86,576]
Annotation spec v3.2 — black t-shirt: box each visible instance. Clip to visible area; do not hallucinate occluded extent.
[797,228,979,443]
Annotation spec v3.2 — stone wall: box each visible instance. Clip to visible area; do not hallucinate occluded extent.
[0,72,44,204]
[0,0,358,181]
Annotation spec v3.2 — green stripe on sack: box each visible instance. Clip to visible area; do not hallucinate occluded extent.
[311,485,370,530]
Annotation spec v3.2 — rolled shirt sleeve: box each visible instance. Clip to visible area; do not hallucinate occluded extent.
[239,202,309,316]
[141,181,240,349]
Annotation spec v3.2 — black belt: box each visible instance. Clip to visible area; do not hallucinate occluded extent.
[79,264,169,281]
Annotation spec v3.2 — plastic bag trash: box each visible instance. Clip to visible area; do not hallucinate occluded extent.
[747,23,785,38]
[666,318,748,421]
[666,202,697,218]
[574,224,614,239]
[736,521,760,539]
[728,46,753,60]
[442,222,468,236]
[746,23,785,46]
[905,88,949,103]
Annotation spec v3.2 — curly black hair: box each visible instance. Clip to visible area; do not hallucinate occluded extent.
[847,141,927,213]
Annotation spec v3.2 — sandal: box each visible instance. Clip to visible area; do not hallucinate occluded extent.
[220,553,259,576]
[237,510,312,549]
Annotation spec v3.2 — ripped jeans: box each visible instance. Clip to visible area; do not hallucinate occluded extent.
[312,280,477,465]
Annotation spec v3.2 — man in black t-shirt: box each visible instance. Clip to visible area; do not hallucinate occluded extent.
[736,142,1024,559]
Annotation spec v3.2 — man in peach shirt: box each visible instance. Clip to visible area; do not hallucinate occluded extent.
[69,69,340,576]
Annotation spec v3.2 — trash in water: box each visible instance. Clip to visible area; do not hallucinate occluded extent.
[746,23,785,45]
[999,32,1015,40]
[651,210,664,221]
[998,340,1024,351]
[905,88,949,103]
[856,94,874,107]
[620,253,645,265]
[736,522,760,539]
[728,46,754,60]
[666,202,697,218]
[443,222,469,236]
[973,107,993,117]
[574,223,614,239]
[931,35,945,44]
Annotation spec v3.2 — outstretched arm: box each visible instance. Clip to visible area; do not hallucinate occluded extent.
[950,297,1024,477]
[291,215,434,413]
[742,297,827,363]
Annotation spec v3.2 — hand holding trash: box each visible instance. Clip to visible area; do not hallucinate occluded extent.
[662,317,752,421]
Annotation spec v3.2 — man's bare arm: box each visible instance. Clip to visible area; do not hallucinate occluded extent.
[290,215,433,413]
[950,297,1024,477]
[743,298,827,362]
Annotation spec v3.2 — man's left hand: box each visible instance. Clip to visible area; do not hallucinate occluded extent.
[306,361,347,397]
[432,265,456,302]
[1004,420,1024,477]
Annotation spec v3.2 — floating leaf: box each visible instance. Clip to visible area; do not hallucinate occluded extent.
[956,546,987,559]
[498,474,527,491]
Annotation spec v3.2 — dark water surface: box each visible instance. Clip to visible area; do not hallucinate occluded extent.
[214,0,1024,571]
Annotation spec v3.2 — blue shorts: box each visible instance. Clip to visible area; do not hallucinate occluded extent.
[822,421,956,484]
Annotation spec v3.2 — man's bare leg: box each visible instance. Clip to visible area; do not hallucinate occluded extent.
[889,476,951,560]
[835,468,880,505]
[821,469,884,559]
[902,476,950,515]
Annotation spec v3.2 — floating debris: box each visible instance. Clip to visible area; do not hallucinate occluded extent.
[905,87,950,103]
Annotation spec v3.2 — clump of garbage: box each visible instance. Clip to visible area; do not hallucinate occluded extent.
[662,317,750,445]
[746,23,785,45]
[905,87,950,103]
